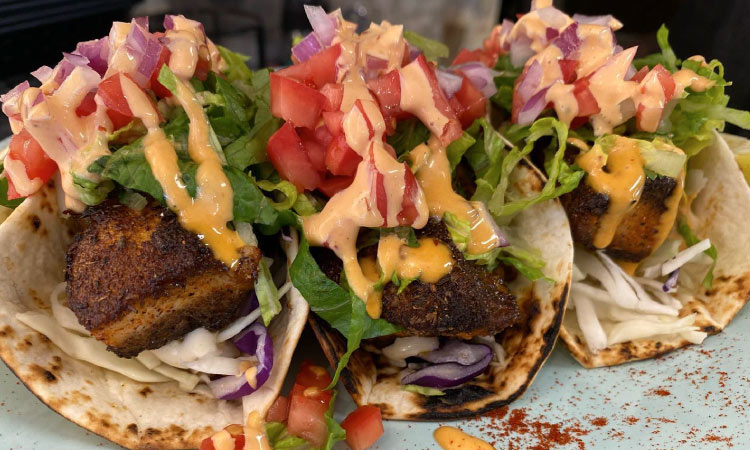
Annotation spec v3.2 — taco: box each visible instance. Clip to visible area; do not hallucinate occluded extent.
[264,7,573,419]
[0,15,310,449]
[475,2,750,367]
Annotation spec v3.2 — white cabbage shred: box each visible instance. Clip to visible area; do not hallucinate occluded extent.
[571,242,711,354]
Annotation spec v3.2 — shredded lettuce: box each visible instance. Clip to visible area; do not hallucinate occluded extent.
[676,221,717,288]
[402,384,445,396]
[217,45,254,83]
[289,235,402,387]
[403,31,449,62]
[72,174,114,206]
[256,259,281,325]
[443,211,471,252]
[387,118,431,157]
[322,390,347,450]
[490,54,523,113]
[446,131,476,170]
[466,243,552,282]
[633,25,678,72]
[265,422,310,449]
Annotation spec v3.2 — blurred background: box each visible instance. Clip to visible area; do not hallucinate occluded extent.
[1,0,748,137]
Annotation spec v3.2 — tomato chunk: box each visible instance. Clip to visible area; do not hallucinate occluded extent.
[267,123,323,191]
[149,46,173,98]
[320,83,344,112]
[318,175,354,197]
[322,110,344,136]
[266,395,289,423]
[6,129,58,199]
[276,44,341,89]
[651,64,676,101]
[75,91,97,117]
[368,69,404,130]
[572,78,600,118]
[199,426,245,450]
[287,362,334,448]
[295,361,333,389]
[299,128,328,173]
[397,165,421,226]
[559,59,578,84]
[451,48,495,68]
[270,73,326,129]
[98,73,135,130]
[450,73,487,128]
[341,405,384,450]
[326,134,362,177]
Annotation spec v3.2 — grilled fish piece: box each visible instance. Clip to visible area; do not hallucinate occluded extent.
[66,202,260,357]
[316,220,520,338]
[561,174,680,263]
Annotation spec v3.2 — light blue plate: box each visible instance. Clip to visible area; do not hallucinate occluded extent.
[0,131,747,449]
[2,302,748,449]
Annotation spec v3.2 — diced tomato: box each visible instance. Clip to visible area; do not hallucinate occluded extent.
[322,110,344,135]
[288,387,331,447]
[572,78,600,117]
[6,130,58,199]
[367,69,403,131]
[369,150,388,225]
[313,124,333,148]
[266,395,289,423]
[149,46,173,98]
[450,73,487,128]
[194,53,212,81]
[651,64,676,101]
[267,123,323,191]
[199,426,245,450]
[270,73,326,129]
[299,128,327,173]
[451,48,495,68]
[341,405,384,450]
[559,59,578,84]
[326,134,362,177]
[630,66,649,83]
[276,44,342,89]
[98,73,135,130]
[410,55,462,144]
[320,83,343,112]
[317,175,354,197]
[397,166,420,226]
[294,361,333,390]
[75,91,97,117]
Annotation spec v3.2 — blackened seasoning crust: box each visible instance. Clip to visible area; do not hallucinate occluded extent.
[65,202,260,357]
[315,220,520,338]
[561,174,678,262]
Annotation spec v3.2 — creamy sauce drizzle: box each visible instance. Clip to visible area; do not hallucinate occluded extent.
[377,235,454,282]
[576,136,645,248]
[120,74,244,266]
[434,426,495,450]
[243,411,271,450]
[409,137,501,254]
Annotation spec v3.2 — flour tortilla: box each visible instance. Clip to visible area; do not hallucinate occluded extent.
[309,160,573,420]
[0,184,309,449]
[560,133,750,368]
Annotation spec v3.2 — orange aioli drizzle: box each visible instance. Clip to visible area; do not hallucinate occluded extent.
[242,411,271,450]
[377,235,454,283]
[409,137,502,254]
[576,136,645,248]
[119,74,244,267]
[434,426,495,450]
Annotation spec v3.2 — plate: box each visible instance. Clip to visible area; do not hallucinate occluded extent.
[2,302,748,449]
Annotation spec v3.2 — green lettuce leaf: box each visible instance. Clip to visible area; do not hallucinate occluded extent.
[289,235,402,387]
[256,259,282,326]
[403,31,449,62]
[677,221,718,288]
[446,131,476,170]
[443,211,471,252]
[490,54,523,113]
[0,164,24,209]
[217,45,253,83]
[265,421,310,449]
[387,118,430,157]
[322,391,347,450]
[72,174,114,206]
[465,244,552,282]
[633,25,678,72]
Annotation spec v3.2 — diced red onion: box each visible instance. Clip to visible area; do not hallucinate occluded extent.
[209,322,274,400]
[663,269,679,293]
[31,66,53,84]
[1,81,29,119]
[545,27,559,41]
[163,14,176,30]
[498,19,514,52]
[407,43,422,62]
[510,36,535,68]
[292,32,323,63]
[420,340,492,366]
[133,16,149,30]
[553,23,579,58]
[304,5,337,47]
[537,6,569,28]
[401,351,492,388]
[517,86,550,126]
[516,59,542,103]
[572,13,618,28]
[75,37,110,76]
[51,52,90,85]
[614,45,624,55]
[456,62,500,98]
[436,69,463,98]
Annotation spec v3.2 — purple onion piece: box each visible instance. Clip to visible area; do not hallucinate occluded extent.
[304,5,337,47]
[292,32,323,63]
[436,69,463,99]
[238,292,260,317]
[1,81,30,105]
[209,322,274,400]
[498,19,514,53]
[517,86,550,126]
[515,59,542,103]
[553,23,579,58]
[75,37,110,76]
[572,13,618,28]
[545,27,559,41]
[401,352,492,388]
[164,14,176,30]
[456,63,500,98]
[407,43,422,62]
[663,269,679,293]
[420,340,492,366]
[133,16,149,30]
